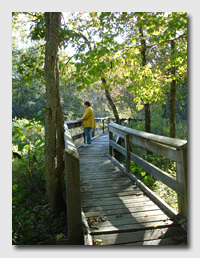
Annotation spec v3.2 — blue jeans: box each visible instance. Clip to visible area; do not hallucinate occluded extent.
[85,127,91,144]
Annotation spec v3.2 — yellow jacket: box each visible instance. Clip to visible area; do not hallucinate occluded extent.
[81,107,96,129]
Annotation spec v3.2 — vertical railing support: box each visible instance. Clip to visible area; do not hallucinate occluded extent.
[83,129,86,143]
[125,134,130,172]
[92,129,95,138]
[103,119,105,134]
[63,123,84,244]
[176,143,187,219]
[65,147,83,244]
[109,130,114,156]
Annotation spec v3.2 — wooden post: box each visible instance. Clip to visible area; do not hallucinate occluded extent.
[125,134,130,172]
[109,130,114,156]
[108,118,110,132]
[92,129,95,138]
[83,129,86,143]
[176,143,187,219]
[65,147,83,244]
[103,119,105,134]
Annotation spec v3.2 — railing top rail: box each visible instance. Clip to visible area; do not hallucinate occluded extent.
[109,122,187,149]
[64,123,79,155]
[65,117,114,124]
[65,117,115,129]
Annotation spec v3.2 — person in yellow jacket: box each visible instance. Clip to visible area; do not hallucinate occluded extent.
[79,101,96,146]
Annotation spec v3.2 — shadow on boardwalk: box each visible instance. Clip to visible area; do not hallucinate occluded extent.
[78,133,187,245]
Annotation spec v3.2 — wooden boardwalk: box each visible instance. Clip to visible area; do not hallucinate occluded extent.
[78,132,187,245]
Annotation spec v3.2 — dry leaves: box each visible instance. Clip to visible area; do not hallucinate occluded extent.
[87,216,108,228]
[116,214,123,218]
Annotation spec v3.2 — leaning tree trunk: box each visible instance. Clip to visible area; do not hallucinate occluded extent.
[101,78,120,124]
[44,12,65,214]
[139,26,151,134]
[169,39,176,138]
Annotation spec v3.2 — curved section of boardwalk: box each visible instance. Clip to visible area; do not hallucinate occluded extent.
[78,133,187,245]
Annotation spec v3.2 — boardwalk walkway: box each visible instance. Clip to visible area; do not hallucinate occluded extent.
[78,132,187,245]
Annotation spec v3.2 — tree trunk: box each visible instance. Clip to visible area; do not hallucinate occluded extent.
[44,12,65,214]
[139,26,151,133]
[144,103,151,133]
[101,78,120,124]
[169,39,176,138]
[55,55,66,212]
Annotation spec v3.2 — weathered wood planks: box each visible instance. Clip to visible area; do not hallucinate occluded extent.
[79,133,187,245]
[109,122,187,219]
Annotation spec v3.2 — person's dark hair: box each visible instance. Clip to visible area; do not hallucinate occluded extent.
[84,101,91,107]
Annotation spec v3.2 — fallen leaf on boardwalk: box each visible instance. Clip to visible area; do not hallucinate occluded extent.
[145,215,149,217]
[92,195,99,199]
[95,239,103,243]
[153,225,158,228]
[82,187,85,190]
[93,239,103,245]
[163,218,170,222]
[83,181,87,184]
[112,167,117,170]
[116,214,123,218]
[136,193,141,196]
[100,216,108,222]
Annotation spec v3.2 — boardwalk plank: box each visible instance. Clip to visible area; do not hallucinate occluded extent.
[79,133,187,245]
[92,225,186,245]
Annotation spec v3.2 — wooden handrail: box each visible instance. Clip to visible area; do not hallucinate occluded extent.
[65,117,115,145]
[63,123,83,244]
[108,122,187,219]
[65,117,143,144]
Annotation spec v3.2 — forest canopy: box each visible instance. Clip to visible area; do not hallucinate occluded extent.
[12,12,187,138]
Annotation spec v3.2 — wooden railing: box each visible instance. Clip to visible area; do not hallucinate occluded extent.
[65,117,143,146]
[108,122,187,220]
[65,117,115,146]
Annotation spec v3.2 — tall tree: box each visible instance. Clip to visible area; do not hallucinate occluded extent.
[139,25,151,133]
[62,12,121,123]
[169,39,176,138]
[44,12,65,214]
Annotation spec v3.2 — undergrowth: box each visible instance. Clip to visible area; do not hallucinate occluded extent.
[12,110,68,245]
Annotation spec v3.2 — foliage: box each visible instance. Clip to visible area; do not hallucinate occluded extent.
[12,11,187,243]
[12,113,68,244]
